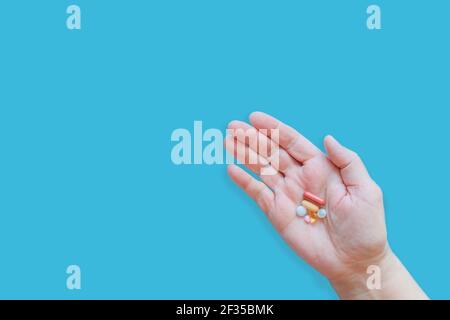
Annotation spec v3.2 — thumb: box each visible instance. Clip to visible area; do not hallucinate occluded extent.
[324,135,372,187]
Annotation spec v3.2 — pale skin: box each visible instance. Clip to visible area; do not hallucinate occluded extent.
[225,112,428,300]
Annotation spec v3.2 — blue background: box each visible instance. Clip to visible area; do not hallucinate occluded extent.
[0,0,448,299]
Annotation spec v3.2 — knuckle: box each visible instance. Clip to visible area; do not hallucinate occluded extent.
[349,150,360,161]
[372,183,384,199]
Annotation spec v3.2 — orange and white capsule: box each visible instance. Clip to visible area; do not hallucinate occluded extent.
[304,191,325,206]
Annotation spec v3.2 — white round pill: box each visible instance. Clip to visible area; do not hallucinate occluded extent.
[317,208,327,219]
[296,206,307,217]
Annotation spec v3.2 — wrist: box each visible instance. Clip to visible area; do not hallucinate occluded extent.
[330,247,398,299]
[329,247,428,300]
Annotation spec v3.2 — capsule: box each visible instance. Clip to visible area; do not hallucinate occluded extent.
[296,206,307,217]
[304,191,325,206]
[301,200,319,213]
[317,208,327,219]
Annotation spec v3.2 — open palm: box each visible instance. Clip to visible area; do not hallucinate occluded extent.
[226,112,388,281]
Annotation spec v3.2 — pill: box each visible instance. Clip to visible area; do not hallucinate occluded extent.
[296,206,307,217]
[301,200,319,213]
[304,191,325,206]
[309,209,318,219]
[310,217,317,224]
[317,208,327,219]
[304,215,311,223]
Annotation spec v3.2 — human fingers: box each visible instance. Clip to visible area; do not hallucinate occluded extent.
[249,111,322,163]
[227,120,299,174]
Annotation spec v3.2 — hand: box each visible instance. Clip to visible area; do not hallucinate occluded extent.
[225,112,427,299]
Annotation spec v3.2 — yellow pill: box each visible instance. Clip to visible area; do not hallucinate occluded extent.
[308,210,317,219]
[310,217,317,224]
[301,200,319,213]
